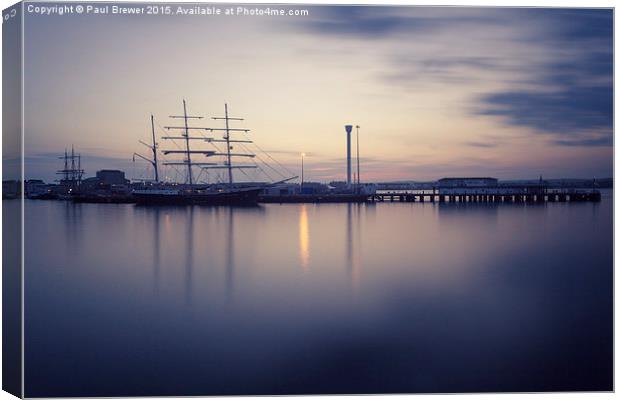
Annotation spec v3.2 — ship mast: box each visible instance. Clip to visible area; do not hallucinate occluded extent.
[162,100,218,185]
[77,153,82,186]
[225,104,233,185]
[209,103,257,187]
[63,148,68,181]
[133,114,160,182]
[151,115,159,182]
[213,103,238,185]
[182,100,193,185]
[56,145,84,191]
[159,101,257,187]
[70,145,76,182]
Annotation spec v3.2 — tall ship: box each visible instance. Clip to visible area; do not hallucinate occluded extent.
[55,146,84,200]
[132,100,268,205]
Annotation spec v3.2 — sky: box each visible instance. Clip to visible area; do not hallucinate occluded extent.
[19,5,613,183]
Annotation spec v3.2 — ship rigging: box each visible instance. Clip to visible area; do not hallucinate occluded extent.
[131,100,296,205]
[133,100,297,186]
[160,100,257,186]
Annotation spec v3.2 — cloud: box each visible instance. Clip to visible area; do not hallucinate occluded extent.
[382,55,513,87]
[464,141,498,149]
[298,7,613,149]
[479,84,612,138]
[298,7,438,39]
[297,7,502,40]
[554,136,612,147]
[476,9,613,147]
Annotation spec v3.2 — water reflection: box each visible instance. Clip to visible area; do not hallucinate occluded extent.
[437,202,501,215]
[23,195,613,396]
[153,207,161,295]
[63,202,83,255]
[346,204,362,289]
[185,206,194,305]
[226,208,235,301]
[299,205,309,271]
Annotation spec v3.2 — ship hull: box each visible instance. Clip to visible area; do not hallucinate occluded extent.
[134,188,262,205]
[72,194,136,204]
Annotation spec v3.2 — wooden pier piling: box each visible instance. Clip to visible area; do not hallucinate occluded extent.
[371,189,601,204]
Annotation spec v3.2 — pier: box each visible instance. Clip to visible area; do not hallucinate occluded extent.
[257,187,601,204]
[17,144,607,205]
[371,189,601,204]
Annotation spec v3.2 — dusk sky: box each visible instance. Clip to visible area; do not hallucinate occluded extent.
[21,5,613,183]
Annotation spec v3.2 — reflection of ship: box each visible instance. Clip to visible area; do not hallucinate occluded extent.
[133,100,272,206]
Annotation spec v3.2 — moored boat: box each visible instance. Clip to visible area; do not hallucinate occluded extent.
[131,100,290,206]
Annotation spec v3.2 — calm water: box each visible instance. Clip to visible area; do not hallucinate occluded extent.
[22,192,613,396]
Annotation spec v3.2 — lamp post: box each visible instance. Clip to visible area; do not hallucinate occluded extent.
[301,152,305,192]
